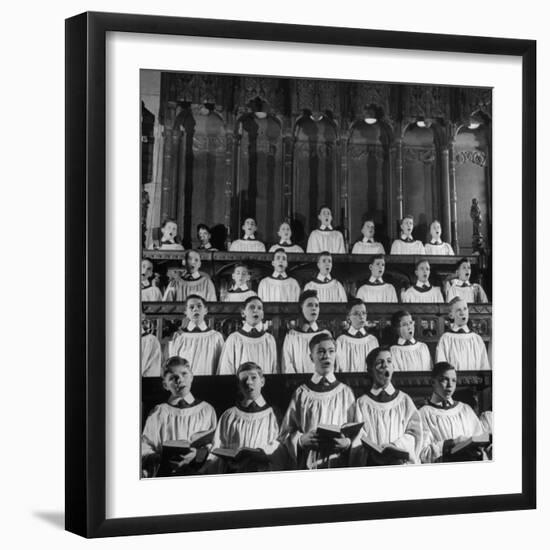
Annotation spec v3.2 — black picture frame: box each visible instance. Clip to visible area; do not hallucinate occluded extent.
[65,11,536,538]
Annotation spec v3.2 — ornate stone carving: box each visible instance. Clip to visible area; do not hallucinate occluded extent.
[347,144,386,160]
[402,85,451,121]
[455,150,487,167]
[403,146,436,164]
[470,198,486,254]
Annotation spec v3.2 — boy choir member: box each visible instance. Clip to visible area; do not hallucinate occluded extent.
[257,248,301,302]
[223,263,257,302]
[424,220,454,255]
[148,218,185,250]
[351,346,423,465]
[141,319,162,377]
[197,223,218,251]
[229,217,266,252]
[280,333,356,469]
[306,206,346,254]
[304,251,347,303]
[390,215,426,255]
[269,221,304,253]
[436,297,490,370]
[355,254,398,303]
[401,259,445,303]
[141,258,163,302]
[218,296,278,375]
[282,290,332,374]
[335,298,379,372]
[419,362,488,463]
[168,295,224,376]
[389,310,432,371]
[351,220,386,255]
[208,362,285,473]
[163,250,217,302]
[446,258,489,303]
[141,356,217,477]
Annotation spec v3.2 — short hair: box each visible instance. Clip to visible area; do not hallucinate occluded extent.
[317,250,332,260]
[184,249,200,262]
[362,218,375,226]
[415,258,430,270]
[299,289,319,308]
[347,297,366,314]
[369,254,385,264]
[318,204,332,215]
[455,257,471,270]
[401,214,414,224]
[163,356,191,374]
[308,332,335,353]
[241,295,263,311]
[431,361,456,378]
[242,216,256,224]
[366,345,391,371]
[142,258,153,267]
[196,223,210,234]
[430,219,441,227]
[161,218,177,229]
[237,361,264,377]
[232,262,249,272]
[448,296,466,308]
[184,294,207,308]
[391,310,411,330]
[272,247,287,257]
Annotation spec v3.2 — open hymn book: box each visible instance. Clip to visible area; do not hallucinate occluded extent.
[211,447,270,463]
[450,433,491,455]
[316,422,364,440]
[360,434,410,462]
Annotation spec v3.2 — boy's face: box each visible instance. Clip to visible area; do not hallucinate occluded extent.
[450,300,469,327]
[161,221,178,240]
[238,369,265,402]
[432,368,457,401]
[163,366,193,398]
[318,207,333,227]
[271,251,288,273]
[301,296,320,323]
[242,299,264,326]
[397,314,415,340]
[185,297,207,324]
[278,223,292,241]
[430,221,442,240]
[368,350,394,388]
[369,258,385,278]
[317,255,332,275]
[401,217,414,235]
[310,339,336,375]
[415,261,430,283]
[167,267,182,281]
[242,218,257,236]
[349,304,367,329]
[198,227,210,244]
[141,260,153,278]
[185,251,201,272]
[232,266,250,286]
[456,261,471,282]
[361,221,375,239]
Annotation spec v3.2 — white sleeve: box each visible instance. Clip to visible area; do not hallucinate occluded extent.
[217,337,236,375]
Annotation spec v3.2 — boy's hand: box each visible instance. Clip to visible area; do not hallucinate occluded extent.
[169,448,197,472]
[299,430,319,450]
[332,436,351,453]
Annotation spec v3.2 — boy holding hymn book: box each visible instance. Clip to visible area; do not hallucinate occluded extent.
[258,248,301,302]
[269,221,304,253]
[163,250,217,302]
[355,254,398,303]
[223,263,257,302]
[218,296,278,375]
[229,217,267,252]
[401,259,445,303]
[436,297,490,370]
[168,295,224,376]
[335,298,379,372]
[141,357,217,477]
[445,257,489,303]
[419,362,490,463]
[279,333,357,470]
[351,346,422,466]
[208,362,285,473]
[389,310,432,371]
[141,259,163,302]
[304,251,347,303]
[306,205,347,254]
[351,220,385,255]
[390,214,426,255]
[424,220,454,255]
[282,290,332,374]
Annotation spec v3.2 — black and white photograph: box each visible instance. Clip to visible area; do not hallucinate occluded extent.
[140,70,493,478]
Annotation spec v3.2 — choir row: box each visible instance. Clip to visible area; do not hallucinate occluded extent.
[148,212,457,256]
[141,340,492,477]
[141,294,491,377]
[142,253,489,304]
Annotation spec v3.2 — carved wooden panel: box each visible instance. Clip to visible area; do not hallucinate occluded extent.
[458,87,492,121]
[235,76,287,117]
[402,85,451,122]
